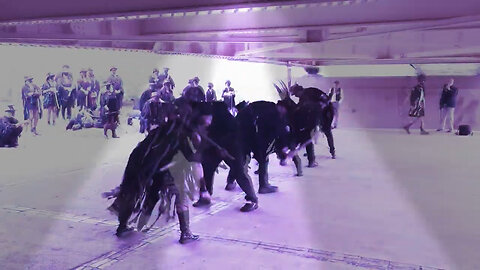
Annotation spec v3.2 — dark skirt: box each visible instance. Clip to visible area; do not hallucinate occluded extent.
[408,105,425,118]
[77,92,87,107]
[43,93,57,109]
[26,96,40,111]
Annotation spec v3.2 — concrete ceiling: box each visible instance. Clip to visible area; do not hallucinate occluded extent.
[2,0,480,66]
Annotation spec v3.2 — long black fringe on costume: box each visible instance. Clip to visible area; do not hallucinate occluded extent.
[104,117,185,229]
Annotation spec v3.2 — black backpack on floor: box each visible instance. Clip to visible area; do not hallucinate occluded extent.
[457,125,473,136]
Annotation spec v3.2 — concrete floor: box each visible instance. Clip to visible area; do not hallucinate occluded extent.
[0,119,479,270]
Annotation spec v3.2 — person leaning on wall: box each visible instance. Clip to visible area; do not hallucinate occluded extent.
[436,78,458,133]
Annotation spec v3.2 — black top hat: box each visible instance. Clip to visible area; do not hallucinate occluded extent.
[5,105,15,113]
[417,74,426,81]
[304,66,320,74]
[46,72,55,80]
[110,66,118,71]
[24,75,33,82]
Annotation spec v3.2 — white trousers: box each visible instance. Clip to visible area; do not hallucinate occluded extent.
[439,107,455,131]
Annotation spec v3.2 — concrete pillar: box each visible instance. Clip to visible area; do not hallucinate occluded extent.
[287,63,292,88]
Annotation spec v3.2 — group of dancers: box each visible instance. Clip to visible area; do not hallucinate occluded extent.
[102,76,338,245]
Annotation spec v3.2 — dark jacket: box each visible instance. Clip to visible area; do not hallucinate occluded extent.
[183,86,205,102]
[299,87,329,105]
[439,85,458,108]
[410,84,425,106]
[139,89,153,112]
[206,89,217,102]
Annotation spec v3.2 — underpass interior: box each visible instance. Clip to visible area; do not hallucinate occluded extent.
[1,1,480,269]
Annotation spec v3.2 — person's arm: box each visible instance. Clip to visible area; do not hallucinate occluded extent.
[119,77,124,91]
[21,86,27,102]
[420,88,426,107]
[439,87,445,109]
[84,83,90,95]
[182,86,189,97]
[41,84,48,96]
[141,101,150,117]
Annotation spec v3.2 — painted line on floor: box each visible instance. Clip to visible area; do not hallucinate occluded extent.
[1,205,119,226]
[70,192,246,270]
[196,233,445,270]
[5,173,306,270]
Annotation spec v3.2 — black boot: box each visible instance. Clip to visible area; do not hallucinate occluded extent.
[307,161,318,168]
[193,192,211,207]
[292,155,303,177]
[225,181,237,191]
[112,129,120,138]
[116,224,134,237]
[420,128,429,135]
[240,201,258,212]
[306,143,317,167]
[115,205,134,237]
[178,211,199,244]
[258,185,278,194]
[258,159,277,194]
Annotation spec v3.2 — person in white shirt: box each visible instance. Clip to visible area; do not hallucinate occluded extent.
[328,80,343,129]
